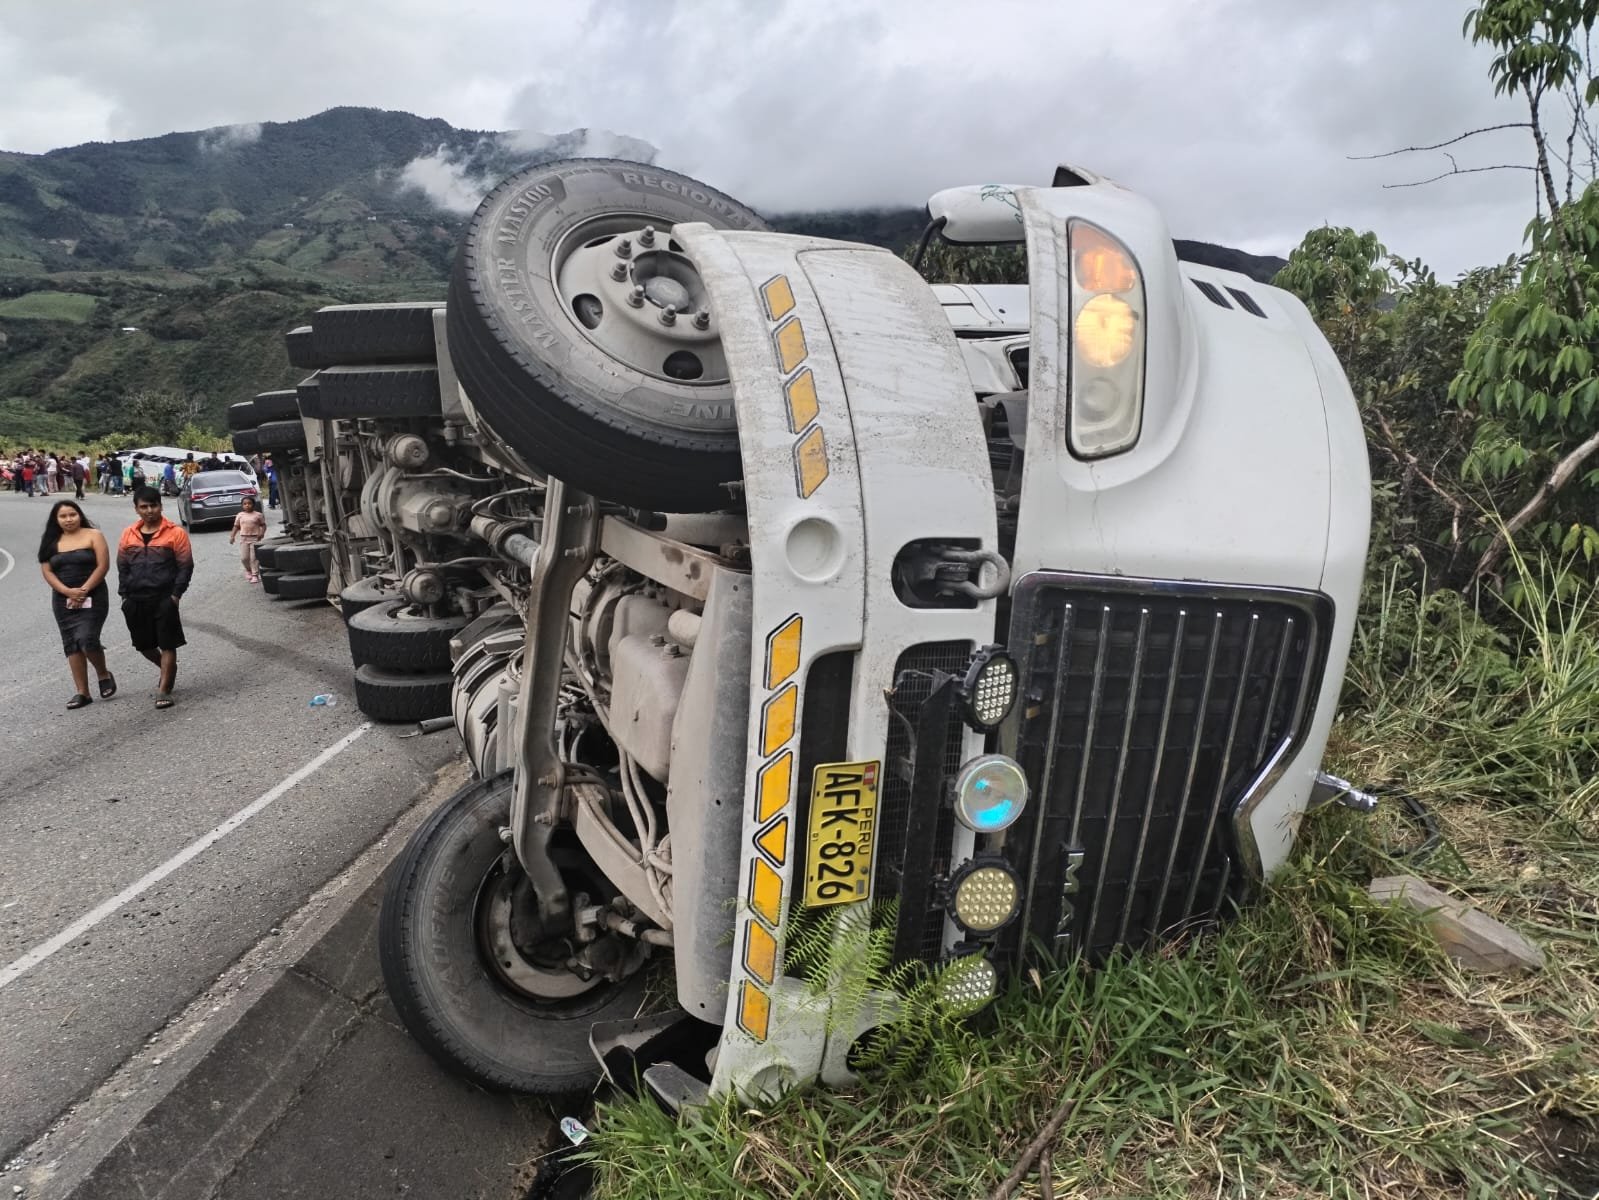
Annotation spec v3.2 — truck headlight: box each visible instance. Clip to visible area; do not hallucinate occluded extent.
[1068,221,1145,458]
[953,754,1028,833]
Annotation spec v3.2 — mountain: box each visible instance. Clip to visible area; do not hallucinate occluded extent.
[0,108,1287,445]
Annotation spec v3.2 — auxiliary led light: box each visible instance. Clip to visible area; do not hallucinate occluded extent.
[953,754,1028,834]
[961,648,1018,731]
[949,860,1022,934]
[938,954,999,1015]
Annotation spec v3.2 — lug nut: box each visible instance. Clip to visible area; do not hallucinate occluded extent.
[614,238,632,259]
[627,284,645,308]
[610,261,629,282]
[639,225,656,247]
[693,308,711,330]
[659,304,677,326]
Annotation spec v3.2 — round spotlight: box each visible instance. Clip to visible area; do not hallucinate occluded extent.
[953,754,1029,833]
[949,859,1022,934]
[961,648,1018,731]
[938,954,999,1015]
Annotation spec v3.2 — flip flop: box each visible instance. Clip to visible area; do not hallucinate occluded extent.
[154,694,175,710]
[99,673,117,699]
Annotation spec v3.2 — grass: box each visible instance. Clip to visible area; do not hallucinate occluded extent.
[0,289,97,322]
[578,549,1599,1199]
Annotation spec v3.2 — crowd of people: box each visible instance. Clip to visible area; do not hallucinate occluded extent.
[4,449,278,502]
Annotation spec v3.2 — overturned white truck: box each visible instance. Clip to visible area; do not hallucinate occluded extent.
[244,159,1370,1104]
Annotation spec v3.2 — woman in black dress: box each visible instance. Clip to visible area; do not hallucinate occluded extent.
[38,500,117,709]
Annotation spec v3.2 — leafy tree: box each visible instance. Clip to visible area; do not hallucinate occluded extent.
[1446,1,1599,580]
[126,389,205,442]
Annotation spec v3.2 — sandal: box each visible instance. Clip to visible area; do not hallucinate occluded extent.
[154,693,175,710]
[66,693,93,710]
[99,673,117,700]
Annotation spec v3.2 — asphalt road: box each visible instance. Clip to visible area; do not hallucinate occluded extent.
[0,488,462,1160]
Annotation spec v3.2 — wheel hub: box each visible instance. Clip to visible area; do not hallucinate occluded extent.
[476,857,602,1002]
[554,217,730,386]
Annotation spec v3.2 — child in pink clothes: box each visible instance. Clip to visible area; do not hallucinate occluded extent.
[230,497,268,582]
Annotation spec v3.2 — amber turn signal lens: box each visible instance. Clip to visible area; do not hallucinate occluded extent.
[1073,226,1139,293]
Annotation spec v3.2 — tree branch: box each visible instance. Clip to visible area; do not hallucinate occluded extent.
[1383,163,1536,189]
[1348,123,1530,160]
[1472,426,1599,582]
[1369,405,1468,543]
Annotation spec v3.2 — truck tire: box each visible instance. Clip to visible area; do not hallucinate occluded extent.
[274,542,329,573]
[276,571,329,601]
[227,399,257,431]
[294,374,323,420]
[311,364,442,419]
[254,389,301,422]
[259,568,284,595]
[310,303,442,365]
[255,420,308,452]
[285,325,332,370]
[446,159,765,513]
[231,429,260,455]
[338,575,395,623]
[353,663,451,722]
[347,600,468,671]
[378,772,649,1093]
[254,539,288,570]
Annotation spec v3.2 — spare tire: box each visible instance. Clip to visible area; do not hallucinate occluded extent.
[310,303,442,365]
[311,364,442,419]
[447,159,766,513]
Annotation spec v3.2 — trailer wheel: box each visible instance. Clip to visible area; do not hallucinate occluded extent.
[273,542,329,574]
[231,428,260,456]
[227,399,257,431]
[259,568,284,595]
[310,302,442,365]
[338,575,396,623]
[447,158,765,513]
[254,420,308,453]
[285,324,332,370]
[275,571,329,601]
[310,364,442,419]
[253,389,301,422]
[352,663,452,722]
[254,540,288,570]
[379,772,649,1094]
[347,599,468,671]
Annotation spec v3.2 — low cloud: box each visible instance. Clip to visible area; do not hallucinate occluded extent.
[396,142,495,213]
[197,121,262,154]
[396,129,659,214]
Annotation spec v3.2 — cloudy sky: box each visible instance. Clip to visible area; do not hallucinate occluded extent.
[0,0,1576,277]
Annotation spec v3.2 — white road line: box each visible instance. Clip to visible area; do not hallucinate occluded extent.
[0,546,14,583]
[0,722,374,993]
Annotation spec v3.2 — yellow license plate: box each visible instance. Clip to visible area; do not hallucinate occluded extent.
[803,760,880,908]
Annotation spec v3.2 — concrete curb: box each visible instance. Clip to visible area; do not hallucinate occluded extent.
[13,756,557,1200]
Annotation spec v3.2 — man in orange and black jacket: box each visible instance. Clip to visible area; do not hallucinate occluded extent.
[117,486,194,709]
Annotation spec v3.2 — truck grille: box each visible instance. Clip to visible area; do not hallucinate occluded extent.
[1003,573,1330,962]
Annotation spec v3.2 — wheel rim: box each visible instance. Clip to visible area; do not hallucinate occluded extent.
[552,215,730,387]
[474,851,605,1003]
